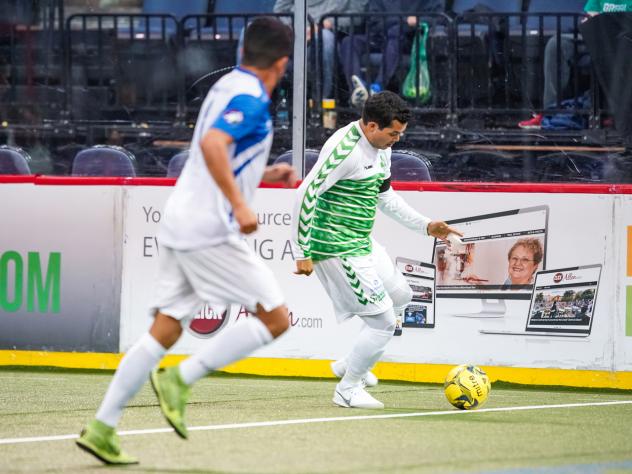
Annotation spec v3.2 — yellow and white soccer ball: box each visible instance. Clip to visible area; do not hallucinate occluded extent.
[444,364,491,410]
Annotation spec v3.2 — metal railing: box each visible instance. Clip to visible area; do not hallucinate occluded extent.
[454,11,595,123]
[320,11,601,128]
[0,0,64,122]
[321,12,454,118]
[180,13,297,123]
[0,9,607,133]
[65,13,181,123]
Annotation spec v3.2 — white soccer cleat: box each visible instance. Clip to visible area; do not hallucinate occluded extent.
[330,360,378,387]
[333,383,384,409]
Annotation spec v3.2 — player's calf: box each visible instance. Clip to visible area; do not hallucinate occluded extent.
[256,304,290,338]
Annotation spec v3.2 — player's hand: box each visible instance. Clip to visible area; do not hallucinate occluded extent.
[427,221,462,242]
[294,258,314,276]
[263,163,298,188]
[234,204,258,234]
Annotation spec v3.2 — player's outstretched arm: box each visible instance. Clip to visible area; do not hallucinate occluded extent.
[262,162,298,187]
[377,185,462,242]
[377,184,432,234]
[201,128,257,234]
[427,221,463,241]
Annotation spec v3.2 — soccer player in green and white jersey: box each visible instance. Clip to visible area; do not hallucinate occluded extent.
[291,91,460,409]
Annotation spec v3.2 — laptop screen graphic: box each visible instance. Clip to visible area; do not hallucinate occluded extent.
[526,265,601,335]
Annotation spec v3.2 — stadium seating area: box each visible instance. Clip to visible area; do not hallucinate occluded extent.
[0,0,629,180]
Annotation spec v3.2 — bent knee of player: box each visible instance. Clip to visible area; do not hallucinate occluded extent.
[380,310,397,334]
[257,304,290,338]
[364,307,397,333]
[390,283,413,310]
[150,311,183,348]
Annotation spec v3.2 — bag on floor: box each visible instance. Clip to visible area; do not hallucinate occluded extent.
[402,22,431,104]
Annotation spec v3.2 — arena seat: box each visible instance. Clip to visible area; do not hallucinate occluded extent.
[167,151,189,177]
[206,0,276,39]
[138,0,208,35]
[390,151,433,181]
[274,149,319,176]
[525,0,586,33]
[452,0,523,15]
[143,0,208,19]
[71,145,137,177]
[0,145,32,175]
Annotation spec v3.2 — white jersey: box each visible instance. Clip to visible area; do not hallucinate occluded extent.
[159,67,273,250]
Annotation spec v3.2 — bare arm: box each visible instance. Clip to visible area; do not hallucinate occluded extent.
[262,162,298,187]
[200,128,257,234]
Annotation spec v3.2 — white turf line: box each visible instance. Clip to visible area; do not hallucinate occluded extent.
[1,400,632,446]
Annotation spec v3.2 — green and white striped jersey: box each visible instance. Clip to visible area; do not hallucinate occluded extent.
[291,121,391,261]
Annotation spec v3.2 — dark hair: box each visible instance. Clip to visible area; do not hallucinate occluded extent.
[361,91,412,129]
[242,17,293,68]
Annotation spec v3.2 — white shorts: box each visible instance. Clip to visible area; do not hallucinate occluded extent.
[314,240,405,322]
[151,239,285,321]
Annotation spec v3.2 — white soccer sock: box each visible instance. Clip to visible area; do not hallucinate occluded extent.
[331,357,348,377]
[179,317,273,385]
[96,333,166,428]
[339,309,395,391]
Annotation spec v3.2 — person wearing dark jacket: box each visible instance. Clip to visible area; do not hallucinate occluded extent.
[339,0,443,107]
[274,0,368,99]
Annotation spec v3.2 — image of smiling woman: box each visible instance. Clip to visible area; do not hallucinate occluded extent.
[504,238,543,286]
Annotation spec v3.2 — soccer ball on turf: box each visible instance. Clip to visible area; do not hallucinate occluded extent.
[444,364,491,410]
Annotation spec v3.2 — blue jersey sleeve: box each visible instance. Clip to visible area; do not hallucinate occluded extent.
[211,94,268,141]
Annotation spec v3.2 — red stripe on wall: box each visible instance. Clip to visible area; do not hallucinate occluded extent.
[0,175,36,183]
[3,176,632,194]
[33,176,177,186]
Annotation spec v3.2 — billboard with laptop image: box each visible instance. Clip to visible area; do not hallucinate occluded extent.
[433,205,549,317]
[526,265,601,335]
[480,264,602,337]
[395,258,436,329]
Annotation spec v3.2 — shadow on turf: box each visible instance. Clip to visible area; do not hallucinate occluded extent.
[62,450,632,474]
[2,365,632,395]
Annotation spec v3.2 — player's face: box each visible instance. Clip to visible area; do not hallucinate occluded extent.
[507,245,538,284]
[366,120,407,149]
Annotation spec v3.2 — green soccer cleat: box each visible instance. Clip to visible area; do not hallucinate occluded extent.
[75,419,138,465]
[150,366,191,439]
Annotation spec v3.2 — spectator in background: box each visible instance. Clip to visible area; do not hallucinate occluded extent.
[274,0,368,100]
[339,0,443,108]
[579,5,632,144]
[518,0,632,129]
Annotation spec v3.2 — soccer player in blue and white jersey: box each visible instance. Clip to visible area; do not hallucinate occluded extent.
[76,18,295,465]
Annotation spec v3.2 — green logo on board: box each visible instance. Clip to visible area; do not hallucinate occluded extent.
[0,252,61,313]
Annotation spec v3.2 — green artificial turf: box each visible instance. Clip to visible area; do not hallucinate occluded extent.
[1,368,631,473]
